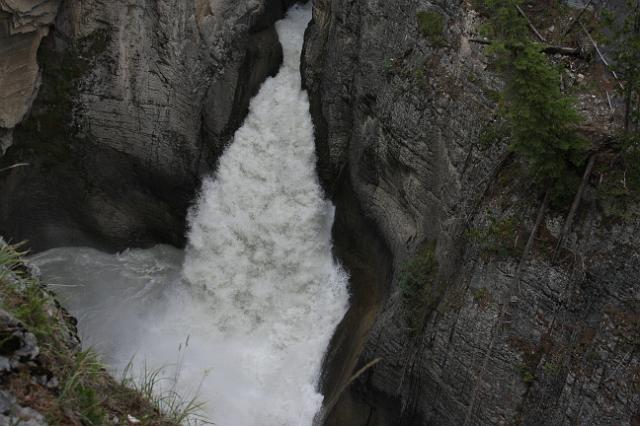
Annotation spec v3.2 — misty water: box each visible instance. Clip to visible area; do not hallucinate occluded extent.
[31,5,349,425]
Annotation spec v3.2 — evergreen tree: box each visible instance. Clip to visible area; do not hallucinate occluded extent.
[612,0,640,133]
[484,0,589,188]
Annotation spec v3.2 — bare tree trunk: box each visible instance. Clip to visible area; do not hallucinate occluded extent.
[469,38,587,58]
[552,155,597,263]
[580,22,624,90]
[514,3,546,42]
[562,0,594,39]
[513,190,550,289]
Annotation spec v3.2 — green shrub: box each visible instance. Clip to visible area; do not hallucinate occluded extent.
[398,242,439,332]
[478,120,508,149]
[596,135,640,220]
[417,11,447,47]
[549,170,582,209]
[76,386,106,425]
[467,215,521,259]
[542,360,561,375]
[518,364,536,384]
[605,1,640,132]
[473,287,491,308]
[593,1,640,217]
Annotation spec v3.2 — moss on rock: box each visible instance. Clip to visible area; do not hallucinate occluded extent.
[416,11,446,47]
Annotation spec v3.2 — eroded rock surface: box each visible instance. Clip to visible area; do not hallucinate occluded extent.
[303,1,640,425]
[0,389,48,426]
[0,0,296,251]
[0,309,48,425]
[0,0,61,134]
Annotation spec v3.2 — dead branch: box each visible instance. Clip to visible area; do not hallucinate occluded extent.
[580,21,624,90]
[514,3,546,42]
[563,0,595,38]
[469,38,588,59]
[606,90,614,113]
[320,358,383,421]
[0,163,30,173]
[513,190,550,291]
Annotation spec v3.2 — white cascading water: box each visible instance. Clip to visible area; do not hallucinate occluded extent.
[31,5,349,425]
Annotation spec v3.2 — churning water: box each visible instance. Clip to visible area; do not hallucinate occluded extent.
[31,5,349,425]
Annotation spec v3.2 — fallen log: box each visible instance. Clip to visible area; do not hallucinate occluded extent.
[469,38,589,59]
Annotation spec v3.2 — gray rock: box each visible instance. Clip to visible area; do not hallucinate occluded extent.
[0,0,297,251]
[0,0,61,131]
[0,129,12,155]
[303,1,640,425]
[0,309,39,372]
[0,389,47,426]
[0,309,48,425]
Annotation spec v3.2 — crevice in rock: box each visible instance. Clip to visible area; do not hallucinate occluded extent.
[313,169,394,426]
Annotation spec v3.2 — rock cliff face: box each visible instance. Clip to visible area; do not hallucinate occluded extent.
[0,0,61,153]
[303,1,640,425]
[0,0,296,251]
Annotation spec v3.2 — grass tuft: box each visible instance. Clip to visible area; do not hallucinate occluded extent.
[0,242,209,425]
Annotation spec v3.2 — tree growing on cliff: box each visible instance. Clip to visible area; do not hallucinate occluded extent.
[608,0,640,133]
[595,0,640,213]
[483,0,589,196]
[616,1,640,193]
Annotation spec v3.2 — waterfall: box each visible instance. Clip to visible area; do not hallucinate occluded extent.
[31,4,349,425]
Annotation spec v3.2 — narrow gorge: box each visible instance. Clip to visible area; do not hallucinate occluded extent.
[1,0,639,425]
[31,4,349,425]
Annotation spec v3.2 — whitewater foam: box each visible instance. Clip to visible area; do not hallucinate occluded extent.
[31,5,349,425]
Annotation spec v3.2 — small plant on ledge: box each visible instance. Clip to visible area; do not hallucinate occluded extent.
[398,242,440,333]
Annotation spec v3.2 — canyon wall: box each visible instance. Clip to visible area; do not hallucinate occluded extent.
[0,0,61,153]
[1,0,638,424]
[303,1,640,425]
[0,0,296,251]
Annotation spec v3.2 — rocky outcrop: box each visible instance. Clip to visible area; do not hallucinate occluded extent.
[304,1,640,425]
[0,241,80,425]
[0,240,186,424]
[0,309,49,426]
[0,0,61,151]
[0,0,297,251]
